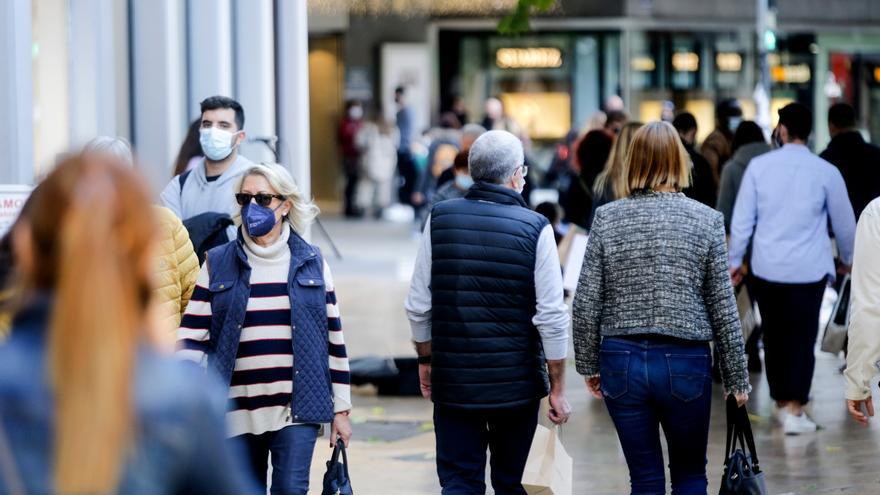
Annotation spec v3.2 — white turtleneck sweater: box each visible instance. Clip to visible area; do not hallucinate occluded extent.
[177,225,351,437]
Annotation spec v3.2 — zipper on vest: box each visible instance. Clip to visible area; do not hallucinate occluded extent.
[284,402,292,423]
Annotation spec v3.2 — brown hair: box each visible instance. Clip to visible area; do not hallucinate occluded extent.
[623,121,691,197]
[594,121,644,200]
[19,154,157,493]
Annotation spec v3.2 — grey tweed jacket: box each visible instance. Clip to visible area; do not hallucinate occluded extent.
[572,191,750,394]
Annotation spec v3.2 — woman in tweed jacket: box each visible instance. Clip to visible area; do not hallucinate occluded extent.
[572,121,749,494]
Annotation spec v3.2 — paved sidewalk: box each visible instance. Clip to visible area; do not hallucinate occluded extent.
[310,216,880,495]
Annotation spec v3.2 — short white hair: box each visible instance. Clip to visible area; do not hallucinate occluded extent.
[234,163,319,234]
[82,136,134,167]
[468,130,524,184]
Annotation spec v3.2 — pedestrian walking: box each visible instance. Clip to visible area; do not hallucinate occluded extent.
[592,121,644,210]
[405,130,571,494]
[845,197,880,425]
[573,121,750,494]
[172,117,204,176]
[673,112,717,207]
[701,99,743,184]
[563,130,613,229]
[339,100,365,218]
[729,103,856,435]
[395,86,418,207]
[820,102,880,220]
[160,95,255,247]
[716,121,770,232]
[429,149,473,207]
[356,116,399,218]
[83,137,200,348]
[0,154,257,494]
[176,163,352,494]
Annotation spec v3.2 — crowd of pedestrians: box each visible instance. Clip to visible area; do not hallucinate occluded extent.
[0,87,879,495]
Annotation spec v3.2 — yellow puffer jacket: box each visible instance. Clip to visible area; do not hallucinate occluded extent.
[153,206,199,348]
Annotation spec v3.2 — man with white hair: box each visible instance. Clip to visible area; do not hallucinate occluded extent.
[405,130,571,494]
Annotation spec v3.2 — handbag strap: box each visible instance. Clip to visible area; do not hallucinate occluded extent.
[0,418,26,495]
[725,395,761,469]
[338,439,351,481]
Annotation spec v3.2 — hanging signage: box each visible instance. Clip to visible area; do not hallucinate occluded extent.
[716,52,743,72]
[0,185,32,236]
[771,64,811,84]
[672,52,700,72]
[496,47,563,69]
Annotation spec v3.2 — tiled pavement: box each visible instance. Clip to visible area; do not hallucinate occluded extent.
[308,216,880,495]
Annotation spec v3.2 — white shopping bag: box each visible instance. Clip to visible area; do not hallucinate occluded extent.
[521,424,573,495]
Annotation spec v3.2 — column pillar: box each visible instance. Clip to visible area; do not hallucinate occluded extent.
[187,0,233,117]
[0,0,34,185]
[234,0,276,164]
[275,0,311,200]
[130,0,186,191]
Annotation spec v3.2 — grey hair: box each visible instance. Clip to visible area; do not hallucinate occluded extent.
[82,136,134,167]
[233,163,319,234]
[467,130,524,184]
[461,123,487,141]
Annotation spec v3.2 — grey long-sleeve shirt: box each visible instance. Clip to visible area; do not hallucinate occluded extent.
[404,218,570,360]
[572,191,750,394]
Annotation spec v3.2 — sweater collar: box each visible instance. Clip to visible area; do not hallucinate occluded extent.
[465,181,528,208]
[242,223,292,262]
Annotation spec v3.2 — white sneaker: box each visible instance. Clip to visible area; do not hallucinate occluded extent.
[773,406,788,425]
[784,413,818,435]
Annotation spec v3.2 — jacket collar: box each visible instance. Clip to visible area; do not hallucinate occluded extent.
[829,130,866,147]
[465,181,528,208]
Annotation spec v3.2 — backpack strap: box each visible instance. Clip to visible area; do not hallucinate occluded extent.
[178,169,193,197]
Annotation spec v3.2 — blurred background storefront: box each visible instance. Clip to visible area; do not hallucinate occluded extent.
[2,0,880,211]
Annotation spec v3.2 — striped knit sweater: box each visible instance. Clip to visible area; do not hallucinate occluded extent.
[177,226,351,437]
[572,191,750,394]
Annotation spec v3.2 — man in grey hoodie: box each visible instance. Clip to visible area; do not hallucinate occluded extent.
[161,96,254,241]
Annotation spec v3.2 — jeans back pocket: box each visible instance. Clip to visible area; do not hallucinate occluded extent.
[665,353,710,402]
[599,350,630,399]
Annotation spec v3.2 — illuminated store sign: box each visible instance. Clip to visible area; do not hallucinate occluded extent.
[771,64,811,83]
[496,47,563,69]
[631,56,656,72]
[716,52,743,72]
[672,52,700,72]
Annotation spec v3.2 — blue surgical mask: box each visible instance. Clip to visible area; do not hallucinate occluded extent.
[728,117,742,132]
[242,202,281,238]
[454,175,474,190]
[200,128,239,161]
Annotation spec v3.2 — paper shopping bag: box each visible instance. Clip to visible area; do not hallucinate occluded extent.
[521,424,573,495]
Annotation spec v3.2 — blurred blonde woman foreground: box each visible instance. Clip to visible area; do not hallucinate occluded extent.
[0,154,257,494]
[573,121,749,494]
[176,163,352,494]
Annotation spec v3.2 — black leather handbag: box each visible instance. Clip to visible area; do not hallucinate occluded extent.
[720,396,767,495]
[322,439,353,495]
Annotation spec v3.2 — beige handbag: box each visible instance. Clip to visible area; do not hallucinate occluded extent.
[521,423,572,495]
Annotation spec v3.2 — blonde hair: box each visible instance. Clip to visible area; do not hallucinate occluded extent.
[21,154,157,494]
[623,121,692,197]
[234,163,319,234]
[594,121,644,200]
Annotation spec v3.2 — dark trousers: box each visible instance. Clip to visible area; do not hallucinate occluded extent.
[342,156,360,216]
[397,151,417,205]
[433,400,539,495]
[233,424,320,495]
[749,275,826,404]
[601,337,712,495]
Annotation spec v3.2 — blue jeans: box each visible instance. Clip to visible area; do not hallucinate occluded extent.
[433,401,540,495]
[233,424,320,495]
[600,337,712,495]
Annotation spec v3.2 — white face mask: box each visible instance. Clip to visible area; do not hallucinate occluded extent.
[349,106,363,120]
[200,128,239,161]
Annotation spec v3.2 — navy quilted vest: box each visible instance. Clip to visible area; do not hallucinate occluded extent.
[205,229,334,423]
[430,182,550,409]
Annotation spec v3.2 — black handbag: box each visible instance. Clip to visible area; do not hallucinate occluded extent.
[322,439,353,495]
[720,396,767,495]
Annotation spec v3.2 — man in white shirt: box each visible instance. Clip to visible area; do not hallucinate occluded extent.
[405,130,570,494]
